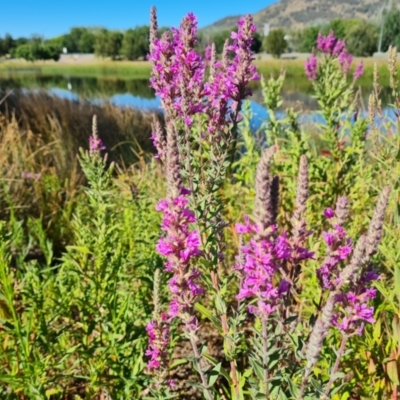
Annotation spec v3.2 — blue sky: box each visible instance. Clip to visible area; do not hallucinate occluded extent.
[1,0,275,38]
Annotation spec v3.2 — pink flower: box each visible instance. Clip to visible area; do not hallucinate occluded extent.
[305,53,318,81]
[353,61,364,80]
[323,208,335,219]
[89,136,106,152]
[338,50,353,74]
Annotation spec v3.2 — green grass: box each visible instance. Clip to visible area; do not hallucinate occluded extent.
[0,57,397,81]
[0,60,152,79]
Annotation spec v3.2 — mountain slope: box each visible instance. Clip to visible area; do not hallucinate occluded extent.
[203,0,396,32]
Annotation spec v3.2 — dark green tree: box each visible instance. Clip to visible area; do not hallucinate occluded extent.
[78,30,96,53]
[263,29,287,58]
[251,32,262,53]
[298,26,320,52]
[121,26,149,60]
[210,30,231,54]
[15,44,34,61]
[382,8,400,52]
[63,27,86,53]
[94,29,109,58]
[346,21,378,56]
[0,34,15,56]
[106,31,123,60]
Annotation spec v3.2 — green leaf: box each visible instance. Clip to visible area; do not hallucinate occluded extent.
[65,246,92,254]
[195,303,222,331]
[208,362,222,387]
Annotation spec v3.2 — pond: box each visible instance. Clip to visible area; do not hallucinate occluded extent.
[0,73,396,129]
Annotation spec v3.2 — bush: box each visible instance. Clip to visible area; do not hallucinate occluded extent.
[263,28,287,58]
[382,8,400,51]
[346,21,378,56]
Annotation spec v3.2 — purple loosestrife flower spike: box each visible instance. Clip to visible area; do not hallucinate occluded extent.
[151,115,166,161]
[354,61,364,80]
[317,197,352,290]
[270,175,280,226]
[146,269,171,380]
[335,196,349,227]
[254,146,276,237]
[150,6,158,51]
[304,292,336,378]
[209,43,216,78]
[172,13,205,127]
[365,186,391,259]
[292,155,309,239]
[155,190,203,328]
[148,29,178,115]
[228,15,260,108]
[305,53,318,81]
[338,49,353,74]
[165,126,182,199]
[89,114,106,153]
[339,235,366,285]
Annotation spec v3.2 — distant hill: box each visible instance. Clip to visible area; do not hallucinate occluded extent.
[203,0,398,33]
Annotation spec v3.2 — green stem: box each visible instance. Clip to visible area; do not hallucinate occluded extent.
[262,316,270,397]
[189,333,215,400]
[323,335,348,398]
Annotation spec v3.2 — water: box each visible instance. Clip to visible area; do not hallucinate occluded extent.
[0,73,396,129]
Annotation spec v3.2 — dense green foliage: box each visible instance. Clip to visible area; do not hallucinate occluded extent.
[382,8,400,52]
[0,46,398,399]
[346,21,379,56]
[263,29,287,57]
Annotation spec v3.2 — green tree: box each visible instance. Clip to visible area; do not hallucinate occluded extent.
[325,19,347,38]
[346,21,378,56]
[15,44,34,61]
[298,26,320,52]
[251,32,262,53]
[106,31,123,60]
[382,8,400,51]
[263,29,287,58]
[78,30,96,53]
[210,30,231,54]
[14,43,60,61]
[0,34,15,56]
[94,29,109,58]
[121,26,149,60]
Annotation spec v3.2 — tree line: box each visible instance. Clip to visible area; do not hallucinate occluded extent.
[1,7,400,61]
[0,25,262,62]
[265,8,400,57]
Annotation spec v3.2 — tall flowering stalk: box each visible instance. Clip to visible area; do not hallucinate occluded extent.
[235,152,314,396]
[145,270,173,393]
[300,187,391,398]
[147,6,260,398]
[304,31,365,162]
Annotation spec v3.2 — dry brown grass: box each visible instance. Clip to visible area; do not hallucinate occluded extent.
[0,90,161,250]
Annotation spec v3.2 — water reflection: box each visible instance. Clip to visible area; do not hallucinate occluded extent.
[0,73,396,121]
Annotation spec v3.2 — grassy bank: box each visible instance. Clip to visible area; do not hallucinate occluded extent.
[0,57,395,81]
[0,60,152,80]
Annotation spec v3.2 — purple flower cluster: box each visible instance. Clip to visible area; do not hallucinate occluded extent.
[317,208,353,290]
[235,217,313,316]
[21,171,42,180]
[316,31,346,56]
[318,204,381,336]
[305,31,364,81]
[156,188,203,329]
[89,135,106,153]
[305,53,318,81]
[146,313,170,370]
[333,288,377,336]
[353,61,364,80]
[149,11,259,133]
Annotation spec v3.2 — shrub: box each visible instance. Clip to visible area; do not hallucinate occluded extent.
[263,29,287,58]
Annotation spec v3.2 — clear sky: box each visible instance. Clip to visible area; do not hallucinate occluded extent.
[0,0,275,38]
